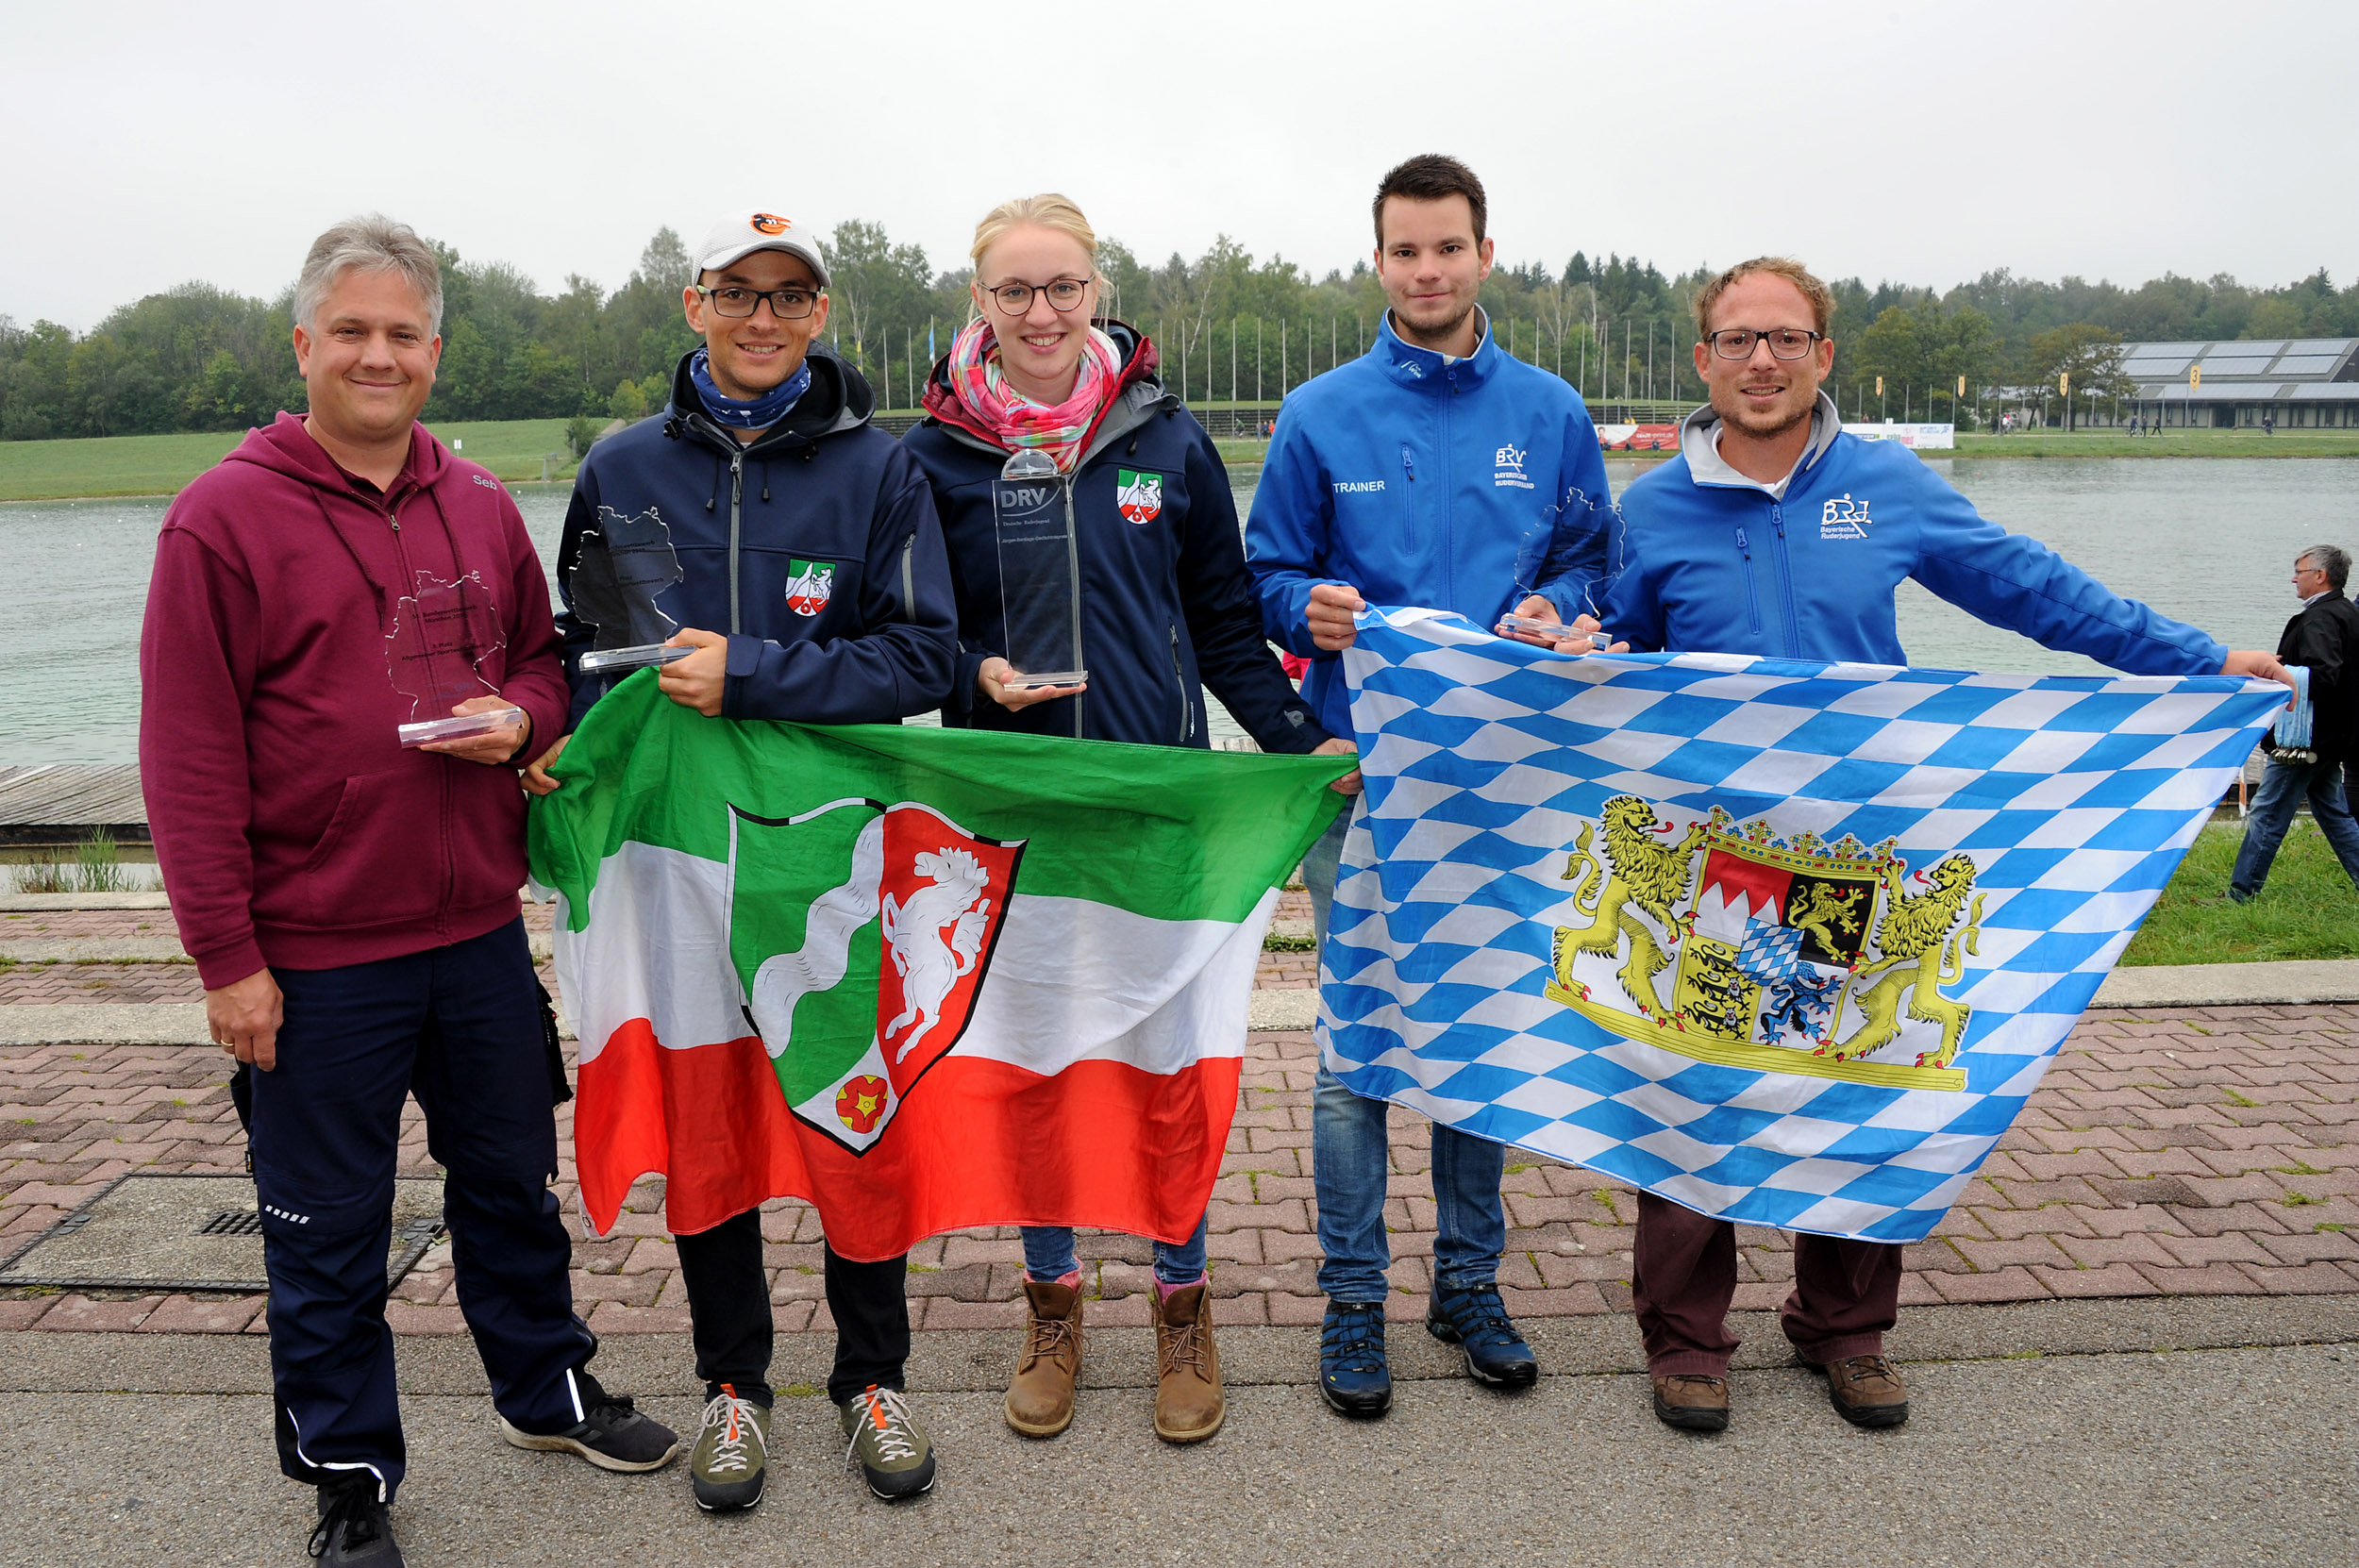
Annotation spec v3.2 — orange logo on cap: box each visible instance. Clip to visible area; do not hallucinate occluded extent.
[749,213,792,235]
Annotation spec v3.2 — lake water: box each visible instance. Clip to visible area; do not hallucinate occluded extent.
[4,457,2352,763]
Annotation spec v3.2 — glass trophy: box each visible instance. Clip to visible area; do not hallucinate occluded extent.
[993,448,1087,691]
[388,574,525,747]
[568,505,692,675]
[1496,509,1608,650]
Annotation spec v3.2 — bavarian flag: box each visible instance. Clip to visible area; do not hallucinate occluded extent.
[529,673,1349,1258]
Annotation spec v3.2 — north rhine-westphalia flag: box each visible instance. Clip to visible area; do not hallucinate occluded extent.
[530,674,1349,1258]
[1322,609,2287,1243]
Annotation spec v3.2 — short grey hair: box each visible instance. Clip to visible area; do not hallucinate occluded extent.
[2300,543,2351,592]
[293,214,443,337]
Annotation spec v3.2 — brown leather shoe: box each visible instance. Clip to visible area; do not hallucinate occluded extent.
[1149,1282,1226,1443]
[1004,1278,1084,1438]
[1817,1354,1910,1428]
[1650,1373,1730,1431]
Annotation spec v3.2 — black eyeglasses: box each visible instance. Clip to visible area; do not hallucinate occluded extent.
[984,277,1091,316]
[1707,327,1823,359]
[695,284,821,320]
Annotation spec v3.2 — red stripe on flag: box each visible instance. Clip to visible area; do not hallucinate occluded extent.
[575,1022,1242,1259]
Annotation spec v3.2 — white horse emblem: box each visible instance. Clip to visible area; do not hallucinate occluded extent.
[881,847,993,1063]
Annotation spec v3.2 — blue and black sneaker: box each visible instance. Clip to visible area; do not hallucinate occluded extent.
[1426,1280,1539,1389]
[1318,1299,1392,1418]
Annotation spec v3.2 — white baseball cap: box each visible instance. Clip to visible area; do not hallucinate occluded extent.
[694,209,828,288]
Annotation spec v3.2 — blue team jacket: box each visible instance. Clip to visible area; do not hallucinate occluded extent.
[1601,399,2227,675]
[1246,310,1614,739]
[555,344,958,728]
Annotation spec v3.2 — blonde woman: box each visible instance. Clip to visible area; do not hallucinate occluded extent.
[903,194,1357,1444]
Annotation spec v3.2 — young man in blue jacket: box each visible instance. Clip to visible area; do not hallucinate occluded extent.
[526,209,959,1508]
[1246,154,1614,1418]
[1577,257,2287,1435]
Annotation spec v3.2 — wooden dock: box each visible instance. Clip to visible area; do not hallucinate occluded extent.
[0,765,148,846]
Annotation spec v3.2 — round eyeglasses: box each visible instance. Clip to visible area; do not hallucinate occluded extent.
[985,277,1091,317]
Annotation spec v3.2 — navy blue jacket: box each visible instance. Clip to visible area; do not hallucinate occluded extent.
[1603,398,2228,674]
[1246,311,1614,740]
[554,344,958,728]
[903,323,1330,753]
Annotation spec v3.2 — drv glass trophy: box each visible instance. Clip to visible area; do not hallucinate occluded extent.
[569,505,692,675]
[1496,509,1608,650]
[388,574,525,747]
[993,448,1087,691]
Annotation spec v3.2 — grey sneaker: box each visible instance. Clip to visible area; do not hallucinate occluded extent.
[838,1385,936,1501]
[690,1385,769,1512]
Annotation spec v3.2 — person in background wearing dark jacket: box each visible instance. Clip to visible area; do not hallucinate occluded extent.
[2232,545,2359,899]
[142,216,677,1568]
[525,209,958,1510]
[1570,256,2288,1437]
[903,192,1357,1447]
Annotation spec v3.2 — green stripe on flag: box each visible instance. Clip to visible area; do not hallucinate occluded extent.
[529,670,1351,932]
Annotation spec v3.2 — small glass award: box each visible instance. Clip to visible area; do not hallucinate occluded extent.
[568,505,692,675]
[388,574,525,747]
[1496,509,1607,650]
[993,448,1087,691]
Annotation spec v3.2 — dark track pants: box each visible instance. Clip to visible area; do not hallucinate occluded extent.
[249,919,593,1500]
[1631,1190,1902,1376]
[674,1207,909,1406]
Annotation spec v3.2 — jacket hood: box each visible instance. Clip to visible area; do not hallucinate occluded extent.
[1370,308,1499,393]
[918,317,1163,459]
[223,411,450,494]
[664,340,872,455]
[1676,391,1843,491]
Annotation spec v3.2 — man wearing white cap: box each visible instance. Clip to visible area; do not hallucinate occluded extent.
[527,209,959,1508]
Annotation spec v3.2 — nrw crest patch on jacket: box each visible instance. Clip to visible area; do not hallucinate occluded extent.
[784,559,834,616]
[1116,469,1163,525]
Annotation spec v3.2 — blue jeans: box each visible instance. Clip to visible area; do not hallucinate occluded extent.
[2231,757,2359,897]
[1023,1218,1208,1285]
[1303,812,1508,1303]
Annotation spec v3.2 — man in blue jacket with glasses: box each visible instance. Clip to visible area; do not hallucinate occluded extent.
[1247,154,1614,1419]
[1574,256,2287,1436]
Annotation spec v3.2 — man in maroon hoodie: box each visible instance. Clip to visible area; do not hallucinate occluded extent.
[140,215,677,1568]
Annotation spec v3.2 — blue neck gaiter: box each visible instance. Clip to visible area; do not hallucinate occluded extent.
[689,347,811,430]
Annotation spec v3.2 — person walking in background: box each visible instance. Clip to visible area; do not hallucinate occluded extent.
[141,216,676,1568]
[1568,256,2290,1436]
[2231,546,2359,901]
[1247,153,1614,1420]
[527,208,959,1510]
[904,192,1357,1447]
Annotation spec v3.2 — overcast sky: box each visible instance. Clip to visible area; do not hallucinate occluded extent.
[6,0,2354,331]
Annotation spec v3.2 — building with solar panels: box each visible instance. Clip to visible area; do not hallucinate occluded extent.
[2126,338,2359,429]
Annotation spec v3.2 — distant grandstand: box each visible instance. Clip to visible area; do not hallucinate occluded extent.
[2126,338,2359,429]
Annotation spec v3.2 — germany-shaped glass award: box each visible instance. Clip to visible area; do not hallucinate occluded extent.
[993,448,1086,691]
[569,505,692,675]
[388,573,525,747]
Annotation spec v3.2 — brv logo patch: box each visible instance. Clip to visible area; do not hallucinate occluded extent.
[1116,469,1163,525]
[1821,493,1872,539]
[1494,443,1532,490]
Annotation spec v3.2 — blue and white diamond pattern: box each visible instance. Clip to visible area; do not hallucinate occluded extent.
[1320,609,2289,1243]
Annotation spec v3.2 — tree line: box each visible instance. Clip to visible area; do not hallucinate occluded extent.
[5,220,2356,442]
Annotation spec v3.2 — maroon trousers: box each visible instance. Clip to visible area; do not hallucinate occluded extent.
[1631,1191,1901,1376]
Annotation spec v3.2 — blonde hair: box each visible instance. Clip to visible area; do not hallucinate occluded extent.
[1690,257,1834,341]
[969,193,1107,319]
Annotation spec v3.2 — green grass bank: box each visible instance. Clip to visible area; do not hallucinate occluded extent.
[2120,819,2359,966]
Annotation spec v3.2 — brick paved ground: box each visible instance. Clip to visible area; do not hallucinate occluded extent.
[4,1001,2354,1338]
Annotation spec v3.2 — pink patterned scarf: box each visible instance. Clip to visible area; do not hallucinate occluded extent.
[944,318,1122,473]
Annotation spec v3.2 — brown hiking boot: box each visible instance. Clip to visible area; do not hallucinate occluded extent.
[1149,1282,1226,1443]
[1817,1354,1910,1428]
[1650,1373,1730,1432]
[1004,1278,1084,1438]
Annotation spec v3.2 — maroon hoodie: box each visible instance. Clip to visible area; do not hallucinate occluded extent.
[140,413,569,989]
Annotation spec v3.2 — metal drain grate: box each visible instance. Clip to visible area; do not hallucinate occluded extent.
[194,1209,265,1237]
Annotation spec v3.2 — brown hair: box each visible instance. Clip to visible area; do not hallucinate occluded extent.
[1690,257,1833,340]
[1372,154,1487,247]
